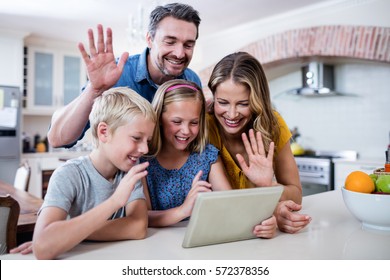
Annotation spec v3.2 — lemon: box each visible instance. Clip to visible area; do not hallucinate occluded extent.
[290,142,304,156]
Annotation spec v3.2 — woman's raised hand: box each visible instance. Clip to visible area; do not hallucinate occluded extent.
[236,129,275,187]
[78,24,129,95]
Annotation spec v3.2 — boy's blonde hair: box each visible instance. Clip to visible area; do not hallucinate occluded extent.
[89,87,160,156]
[152,79,207,153]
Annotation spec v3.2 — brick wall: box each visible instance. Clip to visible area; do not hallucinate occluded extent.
[199,25,390,90]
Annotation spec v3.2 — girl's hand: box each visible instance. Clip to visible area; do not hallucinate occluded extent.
[253,215,277,239]
[180,170,212,217]
[236,129,275,187]
[78,24,129,95]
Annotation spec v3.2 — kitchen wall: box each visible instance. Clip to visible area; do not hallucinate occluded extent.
[268,62,390,159]
[0,30,26,88]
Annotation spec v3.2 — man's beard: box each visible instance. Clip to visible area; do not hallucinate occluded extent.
[157,57,186,78]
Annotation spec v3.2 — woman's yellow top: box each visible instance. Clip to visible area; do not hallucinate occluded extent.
[207,112,291,189]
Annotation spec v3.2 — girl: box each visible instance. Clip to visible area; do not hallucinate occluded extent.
[142,79,277,238]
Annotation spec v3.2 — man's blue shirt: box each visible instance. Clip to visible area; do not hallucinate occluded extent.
[115,48,201,102]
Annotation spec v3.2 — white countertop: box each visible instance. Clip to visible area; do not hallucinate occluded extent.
[333,157,383,165]
[2,190,390,260]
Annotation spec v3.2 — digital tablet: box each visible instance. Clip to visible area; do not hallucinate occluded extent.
[182,186,283,248]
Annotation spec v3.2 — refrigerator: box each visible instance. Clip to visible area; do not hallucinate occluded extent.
[0,85,21,185]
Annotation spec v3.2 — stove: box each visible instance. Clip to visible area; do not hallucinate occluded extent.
[294,151,358,196]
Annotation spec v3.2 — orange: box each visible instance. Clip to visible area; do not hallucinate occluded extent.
[345,171,375,193]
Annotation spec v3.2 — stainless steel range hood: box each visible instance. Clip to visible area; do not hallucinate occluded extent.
[289,62,338,96]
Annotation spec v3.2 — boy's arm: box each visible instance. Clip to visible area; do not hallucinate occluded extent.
[87,199,148,240]
[32,196,124,260]
[32,162,149,260]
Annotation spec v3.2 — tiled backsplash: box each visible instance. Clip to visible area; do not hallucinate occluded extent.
[269,62,390,159]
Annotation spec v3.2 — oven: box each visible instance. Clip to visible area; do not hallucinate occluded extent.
[295,156,333,196]
[295,151,358,196]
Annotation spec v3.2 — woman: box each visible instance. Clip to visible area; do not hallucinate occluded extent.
[207,52,311,233]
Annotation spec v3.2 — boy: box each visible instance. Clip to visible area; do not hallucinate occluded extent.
[14,87,160,259]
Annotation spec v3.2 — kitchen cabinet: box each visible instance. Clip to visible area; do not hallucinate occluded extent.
[23,156,63,198]
[24,45,87,115]
[22,151,88,198]
[334,159,382,190]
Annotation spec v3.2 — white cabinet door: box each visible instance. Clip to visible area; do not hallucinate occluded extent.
[25,156,65,198]
[63,54,83,105]
[25,46,86,115]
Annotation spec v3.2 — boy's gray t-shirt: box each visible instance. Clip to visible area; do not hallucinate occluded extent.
[40,156,145,219]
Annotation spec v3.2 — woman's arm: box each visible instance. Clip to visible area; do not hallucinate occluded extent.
[274,142,302,204]
[208,156,232,191]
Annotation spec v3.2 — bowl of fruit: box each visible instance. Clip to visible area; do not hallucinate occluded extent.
[341,170,390,231]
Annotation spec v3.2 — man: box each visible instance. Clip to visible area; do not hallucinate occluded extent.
[47,3,201,148]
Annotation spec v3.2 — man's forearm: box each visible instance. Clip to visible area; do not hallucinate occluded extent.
[47,85,96,147]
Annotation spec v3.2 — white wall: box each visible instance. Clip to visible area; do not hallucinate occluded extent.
[0,29,27,88]
[269,62,390,159]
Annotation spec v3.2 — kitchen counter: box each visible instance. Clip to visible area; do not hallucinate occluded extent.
[333,158,384,190]
[1,190,389,260]
[333,157,383,165]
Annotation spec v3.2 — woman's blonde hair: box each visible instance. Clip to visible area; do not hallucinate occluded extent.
[152,79,207,153]
[208,52,280,155]
[89,87,160,156]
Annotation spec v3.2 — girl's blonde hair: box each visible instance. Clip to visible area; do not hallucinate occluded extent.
[152,79,207,153]
[89,87,160,156]
[208,52,281,156]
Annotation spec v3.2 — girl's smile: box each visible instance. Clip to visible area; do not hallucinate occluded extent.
[161,99,202,151]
